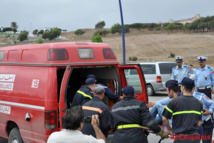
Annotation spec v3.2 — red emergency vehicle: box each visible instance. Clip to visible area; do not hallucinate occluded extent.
[0,42,147,143]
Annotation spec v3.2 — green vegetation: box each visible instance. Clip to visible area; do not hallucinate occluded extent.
[18,31,28,42]
[128,56,138,61]
[93,30,109,36]
[91,34,103,43]
[95,21,105,29]
[75,29,85,35]
[36,38,43,44]
[168,52,175,58]
[42,28,61,40]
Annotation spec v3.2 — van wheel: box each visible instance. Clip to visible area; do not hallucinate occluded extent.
[147,85,155,96]
[8,128,23,143]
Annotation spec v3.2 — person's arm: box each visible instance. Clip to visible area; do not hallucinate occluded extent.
[162,116,172,134]
[171,68,174,80]
[155,97,171,106]
[194,71,198,90]
[91,115,106,143]
[211,68,214,93]
[202,94,214,114]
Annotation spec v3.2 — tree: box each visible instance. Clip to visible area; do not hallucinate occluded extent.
[75,29,85,35]
[42,28,61,40]
[38,30,44,35]
[42,32,51,40]
[12,28,17,34]
[18,31,28,42]
[110,23,121,34]
[11,22,18,29]
[91,34,103,43]
[33,29,38,35]
[95,21,106,29]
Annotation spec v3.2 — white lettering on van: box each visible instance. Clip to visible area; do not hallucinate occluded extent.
[31,79,39,88]
[0,74,16,82]
[0,105,11,114]
[0,83,14,91]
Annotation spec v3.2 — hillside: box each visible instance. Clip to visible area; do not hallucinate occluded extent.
[1,29,214,67]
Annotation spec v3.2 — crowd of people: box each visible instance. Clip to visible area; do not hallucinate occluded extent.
[47,55,214,143]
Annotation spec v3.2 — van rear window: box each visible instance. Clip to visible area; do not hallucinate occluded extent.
[0,51,4,61]
[141,65,156,74]
[159,63,176,74]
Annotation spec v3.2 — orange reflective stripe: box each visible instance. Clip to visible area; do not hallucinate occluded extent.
[82,106,103,114]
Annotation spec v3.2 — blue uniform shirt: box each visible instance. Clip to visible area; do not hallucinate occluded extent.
[155,92,182,105]
[194,65,214,90]
[171,65,194,83]
[193,91,214,121]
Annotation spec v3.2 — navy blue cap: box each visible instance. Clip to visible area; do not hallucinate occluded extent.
[94,86,105,95]
[180,77,194,87]
[165,80,178,88]
[122,85,134,96]
[87,74,96,79]
[197,56,207,62]
[175,56,183,62]
[85,78,96,85]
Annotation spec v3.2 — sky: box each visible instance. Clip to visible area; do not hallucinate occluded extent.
[1,0,214,33]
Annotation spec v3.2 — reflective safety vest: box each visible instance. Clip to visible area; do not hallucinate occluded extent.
[117,124,141,129]
[77,90,92,99]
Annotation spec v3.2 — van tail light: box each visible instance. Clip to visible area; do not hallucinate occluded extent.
[45,111,57,129]
[156,76,162,83]
[47,49,69,61]
[103,48,116,59]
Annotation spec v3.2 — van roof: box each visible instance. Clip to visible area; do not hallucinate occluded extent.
[0,42,119,66]
[129,62,176,64]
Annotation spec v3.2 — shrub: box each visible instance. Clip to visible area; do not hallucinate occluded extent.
[129,56,138,61]
[91,35,103,43]
[18,31,28,42]
[93,30,109,36]
[110,23,121,34]
[168,52,175,58]
[75,29,85,35]
[36,38,43,44]
[95,21,105,29]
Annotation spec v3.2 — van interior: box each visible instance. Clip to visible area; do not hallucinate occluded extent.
[57,66,121,109]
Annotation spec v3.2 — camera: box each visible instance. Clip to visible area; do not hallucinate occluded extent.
[84,116,92,123]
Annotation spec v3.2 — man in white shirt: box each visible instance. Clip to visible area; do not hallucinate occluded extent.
[47,106,106,143]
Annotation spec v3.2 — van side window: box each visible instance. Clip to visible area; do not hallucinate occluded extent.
[159,63,176,74]
[0,51,4,61]
[141,65,156,74]
[130,69,138,75]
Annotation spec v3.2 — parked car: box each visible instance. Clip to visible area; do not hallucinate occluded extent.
[125,62,177,96]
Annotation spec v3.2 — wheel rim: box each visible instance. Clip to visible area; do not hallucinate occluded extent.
[11,136,19,143]
[147,86,153,96]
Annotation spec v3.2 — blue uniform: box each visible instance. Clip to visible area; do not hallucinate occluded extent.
[96,83,119,101]
[171,65,194,83]
[71,85,94,107]
[195,65,214,90]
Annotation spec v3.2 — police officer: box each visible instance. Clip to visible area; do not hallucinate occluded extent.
[162,77,203,143]
[193,91,214,143]
[194,56,214,99]
[87,74,123,101]
[71,78,96,107]
[81,86,111,138]
[171,56,194,85]
[111,85,169,143]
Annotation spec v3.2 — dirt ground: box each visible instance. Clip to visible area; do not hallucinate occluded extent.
[1,29,214,67]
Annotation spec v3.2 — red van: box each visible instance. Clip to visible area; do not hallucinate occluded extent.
[0,42,147,143]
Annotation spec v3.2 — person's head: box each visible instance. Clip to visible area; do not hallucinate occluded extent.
[180,77,195,94]
[165,80,179,98]
[198,56,207,68]
[175,56,183,68]
[94,86,105,100]
[63,106,84,130]
[122,85,134,96]
[87,74,96,79]
[85,78,96,91]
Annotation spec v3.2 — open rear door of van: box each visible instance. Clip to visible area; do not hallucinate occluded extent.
[118,64,148,104]
[59,66,72,129]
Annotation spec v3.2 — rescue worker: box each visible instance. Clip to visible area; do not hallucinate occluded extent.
[162,77,203,143]
[193,91,214,143]
[194,56,214,99]
[87,74,123,101]
[171,56,194,91]
[71,78,96,107]
[111,85,169,143]
[82,86,111,138]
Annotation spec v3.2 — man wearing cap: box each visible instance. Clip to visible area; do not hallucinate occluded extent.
[71,78,96,107]
[171,56,194,89]
[111,85,169,143]
[162,77,203,143]
[81,86,111,138]
[195,56,214,99]
[149,80,181,124]
[87,74,123,101]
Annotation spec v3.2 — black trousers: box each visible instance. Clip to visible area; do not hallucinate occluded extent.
[197,88,212,99]
[202,119,213,143]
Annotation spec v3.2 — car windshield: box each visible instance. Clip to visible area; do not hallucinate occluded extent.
[141,64,156,74]
[159,63,176,74]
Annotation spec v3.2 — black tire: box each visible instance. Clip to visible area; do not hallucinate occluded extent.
[8,128,23,143]
[147,84,155,96]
